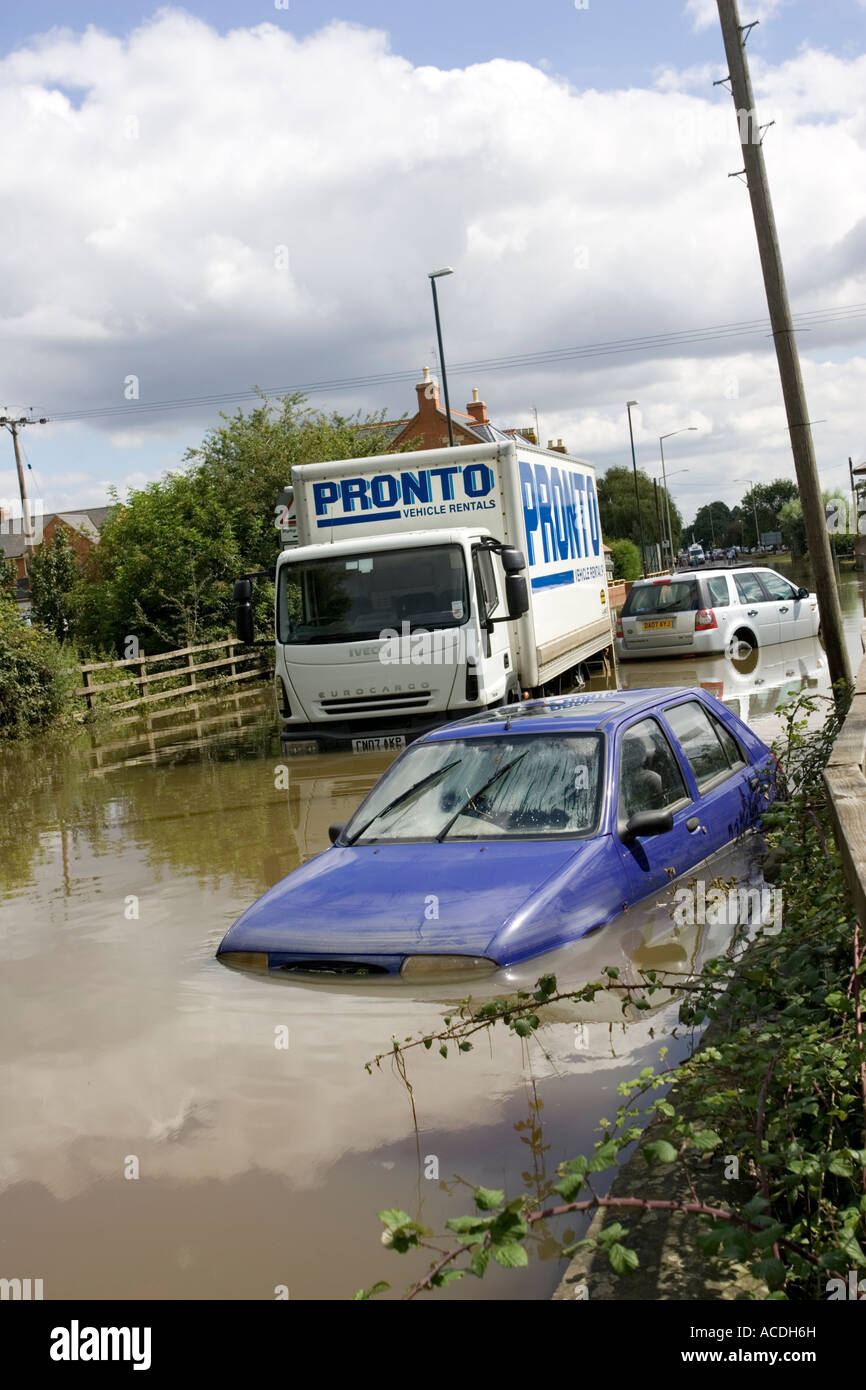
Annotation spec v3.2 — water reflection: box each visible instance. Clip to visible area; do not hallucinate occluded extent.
[1,565,863,1299]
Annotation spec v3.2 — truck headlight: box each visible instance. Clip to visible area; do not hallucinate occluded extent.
[217,951,270,971]
[400,954,497,979]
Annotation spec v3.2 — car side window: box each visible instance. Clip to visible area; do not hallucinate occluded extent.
[734,572,766,604]
[664,700,742,788]
[706,575,730,607]
[758,571,797,601]
[619,717,688,822]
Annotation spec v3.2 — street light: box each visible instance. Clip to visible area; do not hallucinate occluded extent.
[659,427,697,567]
[653,468,689,566]
[626,401,646,577]
[744,479,760,548]
[428,268,455,447]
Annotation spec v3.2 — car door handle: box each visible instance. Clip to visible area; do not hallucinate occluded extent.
[686,816,701,832]
[747,609,758,617]
[778,605,789,613]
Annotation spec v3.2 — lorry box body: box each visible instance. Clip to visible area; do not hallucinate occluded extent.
[269,438,612,748]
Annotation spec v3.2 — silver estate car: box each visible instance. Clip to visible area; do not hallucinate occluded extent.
[615,567,820,660]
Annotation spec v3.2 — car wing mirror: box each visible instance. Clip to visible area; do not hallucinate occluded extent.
[796,586,809,599]
[623,808,674,842]
[328,823,346,844]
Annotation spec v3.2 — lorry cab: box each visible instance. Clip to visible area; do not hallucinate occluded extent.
[270,528,527,749]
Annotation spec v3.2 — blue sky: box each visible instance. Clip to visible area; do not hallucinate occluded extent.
[3,0,864,86]
[0,1,864,524]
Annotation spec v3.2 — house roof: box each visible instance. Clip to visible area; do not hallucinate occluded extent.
[0,506,111,558]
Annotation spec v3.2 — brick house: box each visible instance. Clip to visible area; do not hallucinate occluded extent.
[0,506,110,613]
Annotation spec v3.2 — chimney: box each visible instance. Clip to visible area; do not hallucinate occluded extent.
[548,438,567,454]
[416,364,440,414]
[465,386,489,426]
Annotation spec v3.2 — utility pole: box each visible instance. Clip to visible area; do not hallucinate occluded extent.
[716,0,851,689]
[0,413,48,564]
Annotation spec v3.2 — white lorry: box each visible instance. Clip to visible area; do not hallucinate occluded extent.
[234,438,612,751]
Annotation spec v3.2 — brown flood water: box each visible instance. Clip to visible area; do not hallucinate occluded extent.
[0,563,862,1300]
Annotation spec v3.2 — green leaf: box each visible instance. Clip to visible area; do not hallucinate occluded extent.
[642,1140,678,1166]
[827,1152,854,1178]
[492,1243,529,1268]
[379,1208,413,1231]
[690,1129,722,1152]
[431,1269,464,1286]
[353,1280,390,1300]
[588,1139,619,1172]
[608,1243,639,1275]
[474,1186,505,1211]
[446,1214,491,1235]
[751,1256,786,1291]
[469,1247,490,1278]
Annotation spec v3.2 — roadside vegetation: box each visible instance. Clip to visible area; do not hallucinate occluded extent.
[0,598,78,740]
[0,393,404,739]
[359,689,865,1300]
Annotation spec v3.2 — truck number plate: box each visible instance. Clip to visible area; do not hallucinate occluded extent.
[642,619,674,630]
[352,735,406,754]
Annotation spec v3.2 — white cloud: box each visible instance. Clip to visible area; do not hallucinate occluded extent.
[0,11,862,521]
[683,0,787,32]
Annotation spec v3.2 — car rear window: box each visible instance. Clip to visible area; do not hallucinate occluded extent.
[622,580,699,617]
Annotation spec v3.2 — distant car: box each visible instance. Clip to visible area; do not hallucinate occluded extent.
[688,546,706,567]
[616,567,819,660]
[215,689,777,976]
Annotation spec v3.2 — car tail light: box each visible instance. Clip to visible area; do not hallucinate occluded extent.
[615,616,623,638]
[695,608,717,630]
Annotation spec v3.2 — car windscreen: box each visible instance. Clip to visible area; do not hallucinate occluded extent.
[277,544,469,644]
[342,734,604,842]
[621,580,699,617]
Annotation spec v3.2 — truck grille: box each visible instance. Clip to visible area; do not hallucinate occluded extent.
[320,691,433,715]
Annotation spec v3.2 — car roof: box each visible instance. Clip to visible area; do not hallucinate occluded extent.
[423,688,707,740]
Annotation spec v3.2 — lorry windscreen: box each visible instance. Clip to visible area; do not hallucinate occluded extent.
[277,544,470,644]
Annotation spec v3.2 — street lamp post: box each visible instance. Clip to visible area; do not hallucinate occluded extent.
[626,401,646,577]
[653,467,689,568]
[428,268,455,447]
[745,480,760,548]
[659,426,697,567]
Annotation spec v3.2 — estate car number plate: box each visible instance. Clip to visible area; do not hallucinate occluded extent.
[352,735,406,753]
[642,619,674,630]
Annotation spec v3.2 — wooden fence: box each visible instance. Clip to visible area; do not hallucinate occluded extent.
[824,620,866,924]
[77,637,274,725]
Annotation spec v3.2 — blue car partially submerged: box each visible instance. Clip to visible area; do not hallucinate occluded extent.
[216,689,777,979]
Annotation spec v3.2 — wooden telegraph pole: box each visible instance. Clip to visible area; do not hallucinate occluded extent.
[716,0,851,691]
[0,413,48,560]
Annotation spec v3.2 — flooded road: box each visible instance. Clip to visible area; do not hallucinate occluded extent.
[1,561,862,1301]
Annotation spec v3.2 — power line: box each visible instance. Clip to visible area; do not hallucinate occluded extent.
[37,299,866,426]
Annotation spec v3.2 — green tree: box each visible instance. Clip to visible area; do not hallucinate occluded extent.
[740,478,799,546]
[70,394,402,656]
[29,527,79,641]
[689,501,732,551]
[597,467,682,560]
[0,548,16,598]
[607,538,642,581]
[0,598,75,738]
[184,391,406,574]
